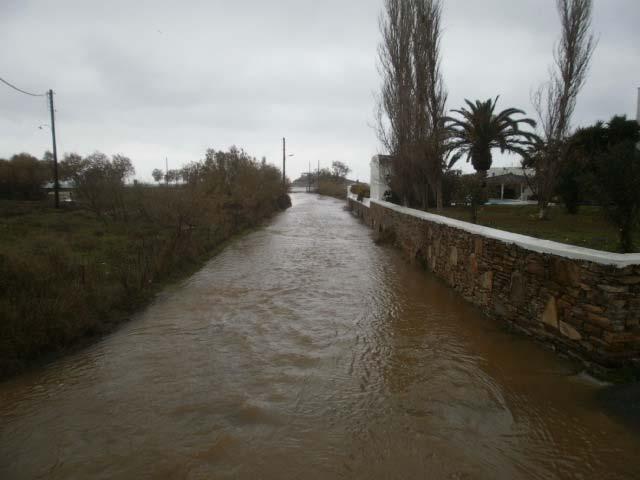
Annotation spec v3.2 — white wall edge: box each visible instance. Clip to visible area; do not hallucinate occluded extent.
[347,190,370,207]
[348,196,640,269]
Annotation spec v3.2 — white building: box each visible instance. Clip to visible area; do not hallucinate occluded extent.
[370,155,392,201]
[485,167,535,202]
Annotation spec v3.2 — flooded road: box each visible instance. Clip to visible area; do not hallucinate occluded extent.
[1,193,640,479]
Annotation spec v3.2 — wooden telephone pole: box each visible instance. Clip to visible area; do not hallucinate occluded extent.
[0,79,60,206]
[48,89,60,208]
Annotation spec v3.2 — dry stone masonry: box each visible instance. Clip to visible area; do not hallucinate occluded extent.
[348,194,640,370]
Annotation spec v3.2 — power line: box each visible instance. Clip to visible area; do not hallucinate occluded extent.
[1,76,60,208]
[0,76,46,97]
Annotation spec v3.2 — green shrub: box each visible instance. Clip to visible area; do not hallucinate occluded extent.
[591,141,640,252]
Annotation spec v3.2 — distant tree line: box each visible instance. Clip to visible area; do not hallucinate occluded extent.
[0,153,52,200]
[51,146,287,226]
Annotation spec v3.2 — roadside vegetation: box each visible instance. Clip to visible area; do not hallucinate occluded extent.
[350,183,370,202]
[316,161,353,199]
[375,0,640,253]
[0,147,288,378]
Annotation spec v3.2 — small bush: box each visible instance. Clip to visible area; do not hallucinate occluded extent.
[350,184,370,201]
[277,193,292,209]
[451,174,487,223]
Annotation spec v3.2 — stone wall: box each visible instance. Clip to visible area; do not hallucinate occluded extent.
[347,196,640,369]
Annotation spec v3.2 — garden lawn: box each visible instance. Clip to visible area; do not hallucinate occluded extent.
[427,204,639,253]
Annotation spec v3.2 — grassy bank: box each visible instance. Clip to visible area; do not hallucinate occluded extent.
[0,147,288,379]
[427,204,639,253]
[0,196,285,379]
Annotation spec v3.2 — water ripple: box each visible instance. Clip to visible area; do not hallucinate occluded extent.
[1,193,639,479]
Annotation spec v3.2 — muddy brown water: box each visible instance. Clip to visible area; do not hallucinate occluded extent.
[2,193,640,479]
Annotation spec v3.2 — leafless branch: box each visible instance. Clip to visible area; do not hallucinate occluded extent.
[531,0,596,218]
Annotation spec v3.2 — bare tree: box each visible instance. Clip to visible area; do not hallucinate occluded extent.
[376,0,415,206]
[411,0,447,210]
[530,0,596,219]
[331,160,351,179]
[375,0,447,209]
[73,152,135,221]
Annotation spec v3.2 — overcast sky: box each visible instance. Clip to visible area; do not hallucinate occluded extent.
[1,0,639,182]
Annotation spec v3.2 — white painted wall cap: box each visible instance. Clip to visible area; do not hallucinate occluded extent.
[364,199,640,269]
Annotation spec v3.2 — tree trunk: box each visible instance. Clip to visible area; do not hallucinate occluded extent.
[436,176,443,211]
[470,170,488,224]
[538,198,549,220]
[470,202,478,224]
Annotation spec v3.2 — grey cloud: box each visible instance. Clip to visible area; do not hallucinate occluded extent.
[1,0,639,182]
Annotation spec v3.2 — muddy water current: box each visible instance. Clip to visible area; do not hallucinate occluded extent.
[2,193,640,479]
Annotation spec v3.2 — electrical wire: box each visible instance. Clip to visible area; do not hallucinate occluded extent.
[0,76,46,97]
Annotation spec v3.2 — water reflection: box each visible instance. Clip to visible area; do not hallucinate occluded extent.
[1,193,639,479]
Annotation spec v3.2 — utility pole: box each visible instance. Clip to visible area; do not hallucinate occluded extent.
[165,157,169,185]
[48,89,60,209]
[282,137,286,188]
[636,87,640,151]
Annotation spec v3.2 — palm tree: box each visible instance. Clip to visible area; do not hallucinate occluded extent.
[445,97,539,175]
[445,97,539,222]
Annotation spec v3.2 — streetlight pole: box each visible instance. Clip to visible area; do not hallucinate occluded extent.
[282,137,286,188]
[282,137,295,189]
